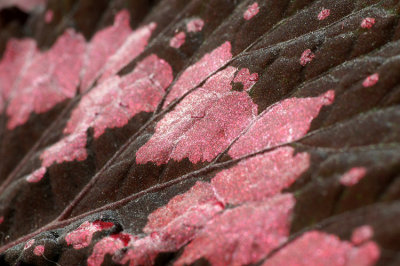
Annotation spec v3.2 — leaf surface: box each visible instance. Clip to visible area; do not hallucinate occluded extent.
[0,0,400,265]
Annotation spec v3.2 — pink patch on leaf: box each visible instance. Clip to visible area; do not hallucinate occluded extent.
[136,67,257,165]
[115,183,224,265]
[40,132,88,167]
[116,236,161,265]
[243,2,259,21]
[362,73,379,87]
[87,233,132,266]
[33,245,45,256]
[169,32,186,49]
[361,17,376,29]
[229,90,335,158]
[0,39,37,114]
[97,22,156,84]
[65,220,114,249]
[24,239,35,250]
[80,10,132,92]
[186,18,204,32]
[41,55,172,167]
[175,194,295,266]
[144,181,223,233]
[340,167,367,186]
[212,147,309,205]
[6,29,86,129]
[233,68,259,91]
[318,8,330,21]
[26,166,46,183]
[163,41,232,107]
[263,231,380,266]
[118,218,221,265]
[352,225,374,245]
[44,9,54,23]
[347,241,380,266]
[300,49,315,66]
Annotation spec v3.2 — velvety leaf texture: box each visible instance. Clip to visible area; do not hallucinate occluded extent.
[0,0,400,265]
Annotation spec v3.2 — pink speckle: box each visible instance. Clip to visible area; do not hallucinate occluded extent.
[361,17,376,29]
[26,166,46,183]
[300,49,315,66]
[212,147,309,205]
[233,68,259,91]
[263,231,380,266]
[243,2,259,21]
[229,90,335,158]
[24,239,35,250]
[362,73,379,87]
[40,54,173,167]
[136,67,257,165]
[163,41,232,107]
[6,29,86,129]
[65,220,114,249]
[175,194,295,266]
[87,233,132,266]
[186,18,204,32]
[318,8,330,21]
[169,32,186,49]
[44,9,54,23]
[340,167,367,186]
[33,245,45,256]
[352,225,374,245]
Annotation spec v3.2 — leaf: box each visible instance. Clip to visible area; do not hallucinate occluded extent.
[1,0,400,265]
